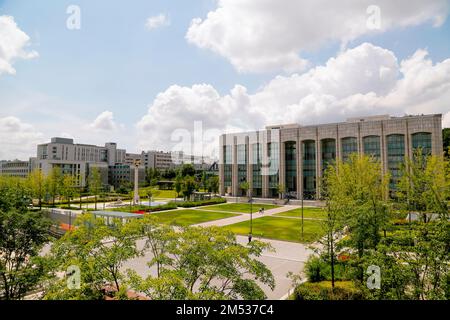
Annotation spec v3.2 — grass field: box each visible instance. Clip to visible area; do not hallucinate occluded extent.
[151,209,238,226]
[223,216,325,243]
[275,207,327,220]
[138,187,178,199]
[200,203,280,213]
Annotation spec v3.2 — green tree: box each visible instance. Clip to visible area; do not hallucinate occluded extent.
[28,170,46,210]
[180,163,196,177]
[443,128,450,158]
[61,174,76,208]
[0,176,32,212]
[47,167,62,207]
[208,176,220,194]
[240,181,250,197]
[182,176,197,201]
[323,154,390,281]
[146,168,161,187]
[174,174,183,198]
[397,150,449,222]
[127,226,275,300]
[44,214,139,299]
[276,184,285,199]
[0,210,51,300]
[88,167,102,210]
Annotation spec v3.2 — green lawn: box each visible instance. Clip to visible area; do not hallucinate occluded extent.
[223,216,325,243]
[151,209,238,226]
[275,207,327,220]
[200,203,280,213]
[138,187,178,199]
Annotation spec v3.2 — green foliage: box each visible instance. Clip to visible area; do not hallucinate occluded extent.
[180,164,196,177]
[181,175,198,200]
[443,128,450,158]
[110,202,178,213]
[44,214,139,300]
[0,176,32,212]
[145,168,161,186]
[175,197,226,208]
[397,151,449,221]
[127,225,275,300]
[0,210,51,300]
[293,281,364,300]
[207,176,220,194]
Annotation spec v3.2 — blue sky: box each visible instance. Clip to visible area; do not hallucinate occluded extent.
[1,0,450,159]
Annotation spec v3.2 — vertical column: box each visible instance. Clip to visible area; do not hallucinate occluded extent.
[381,122,388,175]
[433,115,443,156]
[297,136,303,200]
[315,128,321,199]
[358,123,363,156]
[262,136,269,198]
[232,137,238,196]
[279,141,286,192]
[219,135,225,195]
[336,125,341,162]
[405,120,412,160]
[246,136,252,197]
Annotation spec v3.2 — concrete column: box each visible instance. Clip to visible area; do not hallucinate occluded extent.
[262,140,269,198]
[315,129,321,199]
[232,137,238,196]
[381,122,388,175]
[297,137,303,200]
[219,136,225,195]
[279,141,286,192]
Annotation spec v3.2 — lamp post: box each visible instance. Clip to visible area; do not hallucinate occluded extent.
[301,191,304,240]
[133,159,141,206]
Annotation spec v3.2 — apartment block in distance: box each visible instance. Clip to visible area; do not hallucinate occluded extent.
[219,114,443,200]
[0,158,37,178]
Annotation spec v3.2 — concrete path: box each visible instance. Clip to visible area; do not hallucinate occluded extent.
[193,204,300,227]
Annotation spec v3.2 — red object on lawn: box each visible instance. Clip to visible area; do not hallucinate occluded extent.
[133,210,146,214]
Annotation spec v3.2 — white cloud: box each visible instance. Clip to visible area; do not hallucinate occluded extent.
[88,111,118,131]
[186,0,449,73]
[137,43,450,157]
[0,15,38,76]
[145,14,170,30]
[0,116,44,160]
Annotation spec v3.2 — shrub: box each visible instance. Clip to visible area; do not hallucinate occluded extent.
[305,255,352,282]
[293,281,364,300]
[175,198,226,208]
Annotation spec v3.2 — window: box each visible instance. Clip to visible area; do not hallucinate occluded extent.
[341,137,357,162]
[363,136,381,160]
[387,134,405,190]
[302,140,316,199]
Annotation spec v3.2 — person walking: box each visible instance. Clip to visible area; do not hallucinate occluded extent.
[261,207,264,215]
[248,233,253,243]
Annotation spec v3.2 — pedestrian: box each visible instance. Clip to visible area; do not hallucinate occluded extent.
[248,233,252,243]
[261,208,264,215]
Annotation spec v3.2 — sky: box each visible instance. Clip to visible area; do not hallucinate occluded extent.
[1,0,450,161]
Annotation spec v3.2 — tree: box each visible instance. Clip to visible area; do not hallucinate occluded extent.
[0,210,51,300]
[322,154,391,281]
[208,176,220,195]
[28,170,46,210]
[201,172,208,192]
[182,176,197,201]
[61,174,76,208]
[47,167,62,207]
[174,174,183,198]
[145,168,161,187]
[0,176,32,212]
[127,226,275,300]
[180,164,196,177]
[443,128,450,158]
[240,181,250,197]
[276,184,285,199]
[88,167,102,210]
[44,214,139,300]
[397,150,449,222]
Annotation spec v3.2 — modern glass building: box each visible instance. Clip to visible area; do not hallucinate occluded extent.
[219,114,443,200]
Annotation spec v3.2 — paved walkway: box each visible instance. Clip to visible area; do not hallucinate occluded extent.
[193,205,300,227]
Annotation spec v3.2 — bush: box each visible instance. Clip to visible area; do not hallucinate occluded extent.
[109,202,178,213]
[175,198,226,208]
[305,256,352,283]
[293,281,364,300]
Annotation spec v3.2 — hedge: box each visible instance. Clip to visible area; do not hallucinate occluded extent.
[174,198,226,208]
[293,281,364,300]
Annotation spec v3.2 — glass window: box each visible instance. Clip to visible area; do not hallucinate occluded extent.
[363,136,381,160]
[341,137,357,162]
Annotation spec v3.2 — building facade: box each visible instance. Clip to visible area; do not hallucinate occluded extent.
[219,114,443,200]
[0,158,36,178]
